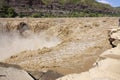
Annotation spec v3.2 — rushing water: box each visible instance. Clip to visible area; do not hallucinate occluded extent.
[0,30,61,61]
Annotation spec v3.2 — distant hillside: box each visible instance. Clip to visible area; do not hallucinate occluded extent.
[0,0,120,17]
[116,7,120,10]
[116,7,120,8]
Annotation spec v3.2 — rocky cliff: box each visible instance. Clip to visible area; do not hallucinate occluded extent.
[0,0,120,17]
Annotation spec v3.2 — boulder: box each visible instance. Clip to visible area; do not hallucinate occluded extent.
[28,70,63,80]
[100,46,120,59]
[109,28,120,47]
[0,62,34,80]
[97,58,120,74]
[17,22,30,36]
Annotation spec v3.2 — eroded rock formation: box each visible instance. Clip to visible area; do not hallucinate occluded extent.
[108,28,120,47]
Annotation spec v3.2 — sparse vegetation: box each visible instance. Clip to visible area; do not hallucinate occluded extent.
[31,13,43,18]
[41,0,53,5]
[0,6,17,17]
[0,0,17,17]
[0,0,120,17]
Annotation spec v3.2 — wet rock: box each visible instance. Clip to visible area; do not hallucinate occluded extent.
[109,28,120,47]
[28,70,63,80]
[0,62,34,80]
[17,22,30,36]
[112,39,120,47]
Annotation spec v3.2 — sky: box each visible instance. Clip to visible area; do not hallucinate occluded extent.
[96,0,120,7]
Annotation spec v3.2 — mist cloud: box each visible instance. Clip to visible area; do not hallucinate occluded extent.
[0,30,61,61]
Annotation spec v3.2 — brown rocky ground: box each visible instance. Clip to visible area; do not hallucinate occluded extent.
[0,18,119,75]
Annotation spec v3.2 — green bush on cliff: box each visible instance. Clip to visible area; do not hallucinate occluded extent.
[0,6,17,17]
[42,0,52,5]
[0,0,17,17]
[7,7,17,17]
[31,13,43,18]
